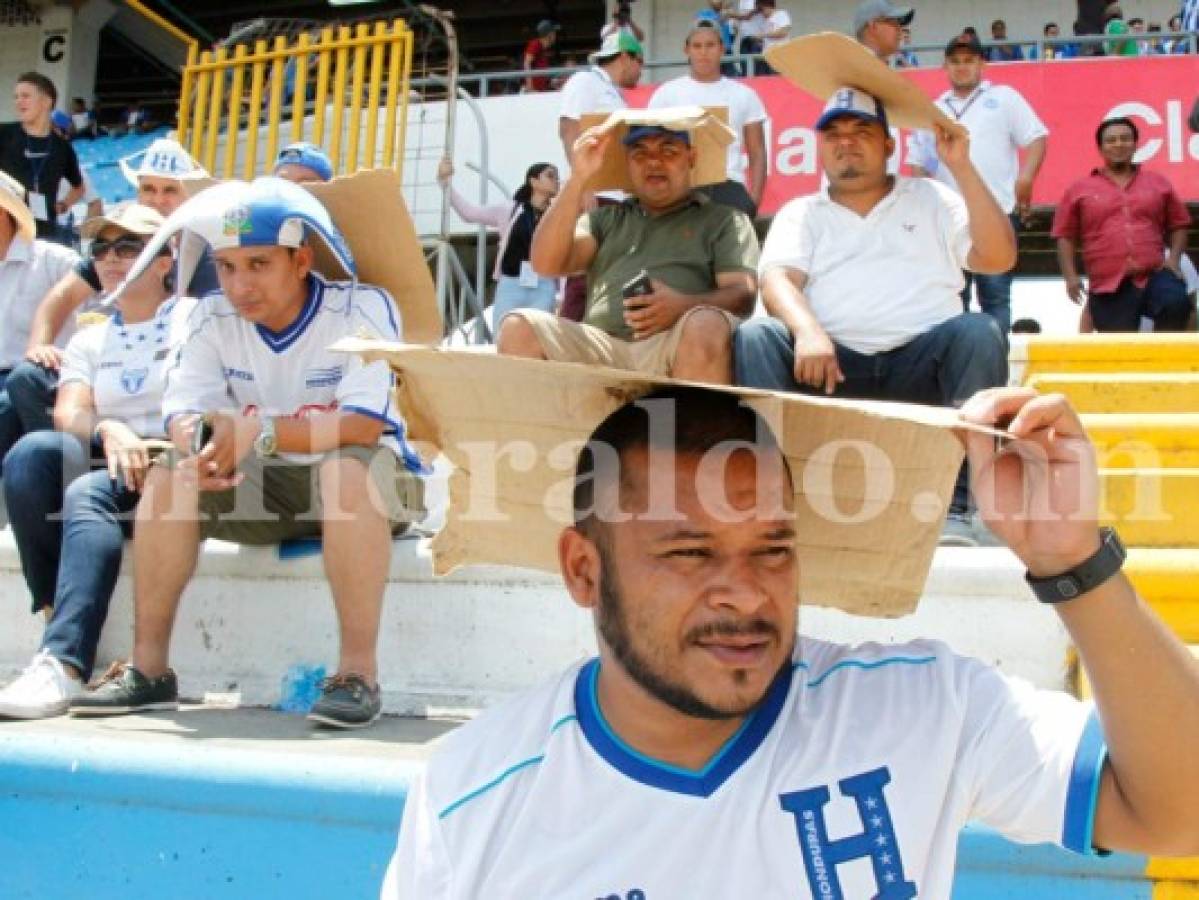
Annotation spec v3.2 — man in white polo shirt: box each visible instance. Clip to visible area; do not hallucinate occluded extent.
[911,33,1049,335]
[735,88,1014,546]
[0,170,78,471]
[649,18,767,217]
[558,31,643,164]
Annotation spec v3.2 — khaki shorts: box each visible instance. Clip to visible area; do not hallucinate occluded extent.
[160,445,425,545]
[513,306,738,377]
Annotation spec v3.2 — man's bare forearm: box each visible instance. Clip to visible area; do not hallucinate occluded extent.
[1056,237,1080,281]
[529,176,588,276]
[948,158,1016,273]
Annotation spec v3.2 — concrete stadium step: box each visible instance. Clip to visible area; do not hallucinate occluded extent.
[1099,468,1199,548]
[1081,413,1199,468]
[1027,373,1199,414]
[0,537,1077,714]
[1020,334,1199,378]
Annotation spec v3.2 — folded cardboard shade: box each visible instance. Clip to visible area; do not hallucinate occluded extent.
[766,32,966,136]
[340,342,987,618]
[576,106,735,192]
[306,169,441,345]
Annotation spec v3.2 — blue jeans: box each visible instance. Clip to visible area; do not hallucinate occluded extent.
[960,213,1019,337]
[4,430,138,679]
[492,274,557,331]
[734,313,1008,514]
[0,361,59,475]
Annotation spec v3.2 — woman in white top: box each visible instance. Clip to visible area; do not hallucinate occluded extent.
[437,159,560,331]
[0,202,193,719]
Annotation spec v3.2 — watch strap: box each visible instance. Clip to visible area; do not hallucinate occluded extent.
[1024,527,1126,604]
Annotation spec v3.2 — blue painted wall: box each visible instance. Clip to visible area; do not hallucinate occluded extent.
[0,729,1153,898]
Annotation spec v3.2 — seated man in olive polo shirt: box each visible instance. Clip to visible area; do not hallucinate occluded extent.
[496,116,759,384]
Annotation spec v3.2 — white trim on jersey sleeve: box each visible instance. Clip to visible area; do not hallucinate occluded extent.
[953,655,1107,856]
[335,286,402,423]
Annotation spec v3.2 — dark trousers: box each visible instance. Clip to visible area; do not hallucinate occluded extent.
[734,313,1008,514]
[1088,269,1192,332]
[0,361,59,474]
[4,430,138,680]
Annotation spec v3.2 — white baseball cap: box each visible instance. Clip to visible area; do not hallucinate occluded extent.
[119,138,209,187]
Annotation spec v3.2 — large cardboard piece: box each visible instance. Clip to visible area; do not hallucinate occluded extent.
[765,32,965,137]
[576,106,734,192]
[306,169,441,345]
[340,341,992,618]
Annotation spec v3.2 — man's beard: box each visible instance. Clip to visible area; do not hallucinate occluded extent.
[594,547,788,721]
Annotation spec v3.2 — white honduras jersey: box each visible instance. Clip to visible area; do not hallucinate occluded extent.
[59,296,196,440]
[162,273,423,470]
[383,637,1107,900]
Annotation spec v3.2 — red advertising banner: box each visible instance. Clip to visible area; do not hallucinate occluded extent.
[629,55,1199,217]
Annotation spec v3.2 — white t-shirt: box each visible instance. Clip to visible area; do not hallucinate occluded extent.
[760,177,972,354]
[162,272,423,470]
[648,76,768,183]
[382,637,1106,900]
[59,295,196,439]
[0,237,79,369]
[741,9,792,49]
[558,66,626,123]
[910,83,1048,214]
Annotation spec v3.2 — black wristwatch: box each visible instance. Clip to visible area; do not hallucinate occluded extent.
[1024,528,1126,604]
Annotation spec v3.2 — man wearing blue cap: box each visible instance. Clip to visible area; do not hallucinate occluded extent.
[274,141,333,183]
[500,112,759,384]
[736,87,1014,546]
[70,177,426,729]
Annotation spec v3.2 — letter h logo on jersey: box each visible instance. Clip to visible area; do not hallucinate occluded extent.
[779,767,916,900]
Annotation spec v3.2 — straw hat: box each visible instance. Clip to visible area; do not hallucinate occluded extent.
[0,170,36,242]
[765,32,965,136]
[80,202,165,240]
[575,105,735,192]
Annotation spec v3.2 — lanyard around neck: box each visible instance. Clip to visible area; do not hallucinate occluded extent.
[944,86,985,121]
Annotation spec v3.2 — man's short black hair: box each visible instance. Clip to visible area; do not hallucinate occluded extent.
[572,386,788,532]
[1096,116,1139,147]
[1043,22,1058,35]
[16,72,56,104]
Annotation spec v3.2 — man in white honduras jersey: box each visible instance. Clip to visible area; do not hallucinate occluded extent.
[383,385,1199,898]
[71,177,426,730]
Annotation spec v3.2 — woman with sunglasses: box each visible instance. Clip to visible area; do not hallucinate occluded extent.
[0,203,194,719]
[437,159,560,333]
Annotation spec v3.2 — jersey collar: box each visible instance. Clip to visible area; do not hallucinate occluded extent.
[254,273,323,353]
[573,656,793,798]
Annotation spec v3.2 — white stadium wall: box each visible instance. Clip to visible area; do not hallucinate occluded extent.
[0,0,114,120]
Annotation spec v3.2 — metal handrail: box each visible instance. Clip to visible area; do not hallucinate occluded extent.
[437,30,1199,96]
[123,0,200,58]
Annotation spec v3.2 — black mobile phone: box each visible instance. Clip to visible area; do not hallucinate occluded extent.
[191,416,213,456]
[621,271,653,302]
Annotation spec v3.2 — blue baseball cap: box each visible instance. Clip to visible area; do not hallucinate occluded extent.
[108,176,355,303]
[50,109,71,132]
[815,87,890,132]
[274,141,334,182]
[622,125,692,147]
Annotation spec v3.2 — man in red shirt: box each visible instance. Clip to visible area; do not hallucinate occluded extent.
[524,20,560,93]
[1053,117,1192,332]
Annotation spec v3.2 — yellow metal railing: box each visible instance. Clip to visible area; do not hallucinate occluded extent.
[176,19,414,182]
[124,0,200,59]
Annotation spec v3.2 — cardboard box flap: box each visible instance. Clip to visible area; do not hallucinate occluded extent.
[337,340,997,618]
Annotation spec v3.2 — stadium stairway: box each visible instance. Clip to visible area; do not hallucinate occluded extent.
[1016,332,1199,897]
[3,336,1199,895]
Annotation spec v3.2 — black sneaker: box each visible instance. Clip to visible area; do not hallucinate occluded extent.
[69,662,179,717]
[307,673,382,729]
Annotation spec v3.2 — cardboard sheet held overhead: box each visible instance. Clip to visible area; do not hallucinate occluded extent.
[339,342,999,619]
[306,169,441,345]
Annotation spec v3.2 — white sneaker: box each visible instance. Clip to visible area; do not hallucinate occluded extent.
[0,652,81,719]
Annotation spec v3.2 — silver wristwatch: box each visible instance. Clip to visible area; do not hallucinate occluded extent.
[253,416,278,458]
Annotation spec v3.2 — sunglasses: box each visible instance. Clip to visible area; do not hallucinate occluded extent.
[277,147,312,164]
[90,236,147,261]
